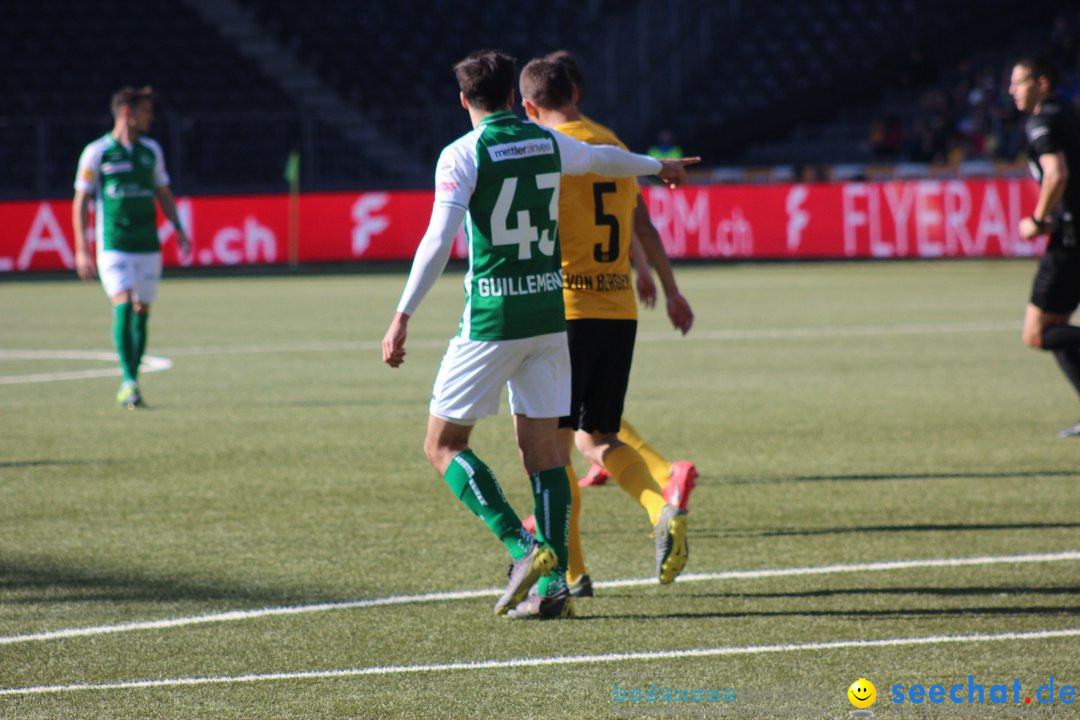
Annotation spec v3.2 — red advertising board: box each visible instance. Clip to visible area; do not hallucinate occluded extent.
[643,180,1044,260]
[0,179,1044,273]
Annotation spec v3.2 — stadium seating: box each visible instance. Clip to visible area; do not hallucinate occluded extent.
[1,0,1077,198]
[0,0,298,197]
[236,0,611,172]
[737,3,1080,169]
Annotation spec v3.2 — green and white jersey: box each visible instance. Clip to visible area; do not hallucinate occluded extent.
[75,134,169,253]
[396,111,662,341]
[436,111,566,340]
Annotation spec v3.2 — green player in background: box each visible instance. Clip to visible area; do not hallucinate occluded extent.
[381,50,697,619]
[72,86,190,409]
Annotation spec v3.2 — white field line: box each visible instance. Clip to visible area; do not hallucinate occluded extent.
[0,351,171,385]
[158,320,1020,356]
[1,628,1077,697]
[0,321,1018,384]
[2,551,1076,647]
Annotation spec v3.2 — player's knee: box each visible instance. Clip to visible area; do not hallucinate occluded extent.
[421,437,438,468]
[423,436,461,471]
[572,435,597,462]
[1022,327,1044,349]
[518,443,562,475]
[575,432,618,461]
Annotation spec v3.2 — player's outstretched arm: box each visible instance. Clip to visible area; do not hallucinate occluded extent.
[553,131,700,187]
[656,157,701,189]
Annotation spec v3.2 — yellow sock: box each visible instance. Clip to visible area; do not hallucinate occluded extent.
[566,464,588,585]
[618,419,672,488]
[605,444,667,526]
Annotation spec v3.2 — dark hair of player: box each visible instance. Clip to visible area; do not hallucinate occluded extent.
[519,58,575,111]
[544,50,586,101]
[453,50,517,112]
[1015,55,1059,91]
[110,85,154,119]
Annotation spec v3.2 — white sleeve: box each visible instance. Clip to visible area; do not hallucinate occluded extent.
[395,203,467,316]
[146,139,170,188]
[433,141,477,210]
[552,131,663,178]
[74,143,101,194]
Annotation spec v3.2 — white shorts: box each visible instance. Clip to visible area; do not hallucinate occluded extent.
[97,250,163,303]
[430,332,571,424]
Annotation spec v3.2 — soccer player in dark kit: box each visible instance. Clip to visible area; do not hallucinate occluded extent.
[1009,56,1080,437]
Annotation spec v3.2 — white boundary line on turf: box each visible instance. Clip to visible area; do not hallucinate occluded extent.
[2,627,1077,696]
[0,321,1017,384]
[2,550,1076,646]
[0,351,172,385]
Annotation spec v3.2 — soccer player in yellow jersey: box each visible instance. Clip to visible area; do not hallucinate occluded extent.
[546,51,700,505]
[518,57,695,602]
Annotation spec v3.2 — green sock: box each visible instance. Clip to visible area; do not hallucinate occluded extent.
[537,569,568,596]
[131,311,149,380]
[443,450,532,561]
[112,302,137,383]
[531,467,571,595]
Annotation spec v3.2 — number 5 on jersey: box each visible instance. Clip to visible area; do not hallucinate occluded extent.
[491,173,560,259]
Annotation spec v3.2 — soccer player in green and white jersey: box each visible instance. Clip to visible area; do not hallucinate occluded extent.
[381,50,697,619]
[73,86,190,409]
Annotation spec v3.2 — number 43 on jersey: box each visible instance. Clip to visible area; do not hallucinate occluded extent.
[491,173,560,259]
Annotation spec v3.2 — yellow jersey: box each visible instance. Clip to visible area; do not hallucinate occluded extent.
[555,118,639,320]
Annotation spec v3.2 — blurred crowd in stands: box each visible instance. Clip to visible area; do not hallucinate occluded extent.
[869,11,1080,166]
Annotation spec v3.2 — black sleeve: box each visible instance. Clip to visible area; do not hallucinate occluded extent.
[1027,113,1063,157]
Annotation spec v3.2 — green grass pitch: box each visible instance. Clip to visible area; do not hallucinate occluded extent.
[1,260,1077,719]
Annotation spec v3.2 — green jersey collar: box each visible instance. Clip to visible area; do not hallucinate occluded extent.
[106,133,136,154]
[478,111,517,127]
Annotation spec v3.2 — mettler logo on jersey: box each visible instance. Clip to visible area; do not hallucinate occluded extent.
[487,139,554,162]
[101,161,134,175]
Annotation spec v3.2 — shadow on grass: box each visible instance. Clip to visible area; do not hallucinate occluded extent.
[683,585,1080,600]
[735,470,1080,484]
[581,605,1080,621]
[689,521,1080,538]
[587,582,1080,620]
[0,560,346,606]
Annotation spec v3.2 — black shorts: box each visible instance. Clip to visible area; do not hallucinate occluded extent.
[1030,249,1080,314]
[559,319,636,434]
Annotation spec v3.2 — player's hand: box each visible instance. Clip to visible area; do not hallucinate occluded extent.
[176,230,192,260]
[666,291,694,335]
[382,313,409,368]
[656,157,701,189]
[75,248,97,280]
[1019,217,1048,240]
[636,270,657,308]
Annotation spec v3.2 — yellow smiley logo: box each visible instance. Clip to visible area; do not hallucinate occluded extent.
[848,678,876,709]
